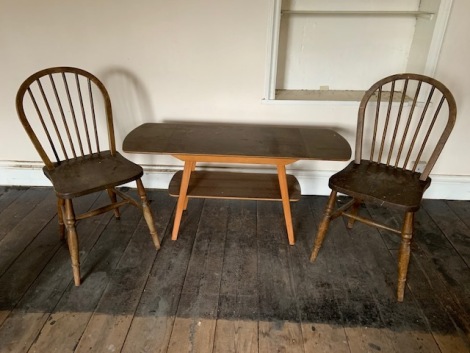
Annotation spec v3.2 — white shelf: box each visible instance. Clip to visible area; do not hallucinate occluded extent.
[274,89,411,102]
[276,89,366,101]
[281,10,435,18]
[265,0,453,102]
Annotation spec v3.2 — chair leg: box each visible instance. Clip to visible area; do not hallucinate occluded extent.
[397,211,414,302]
[346,199,362,229]
[64,199,81,286]
[310,190,337,262]
[57,197,65,240]
[136,179,160,250]
[107,188,121,219]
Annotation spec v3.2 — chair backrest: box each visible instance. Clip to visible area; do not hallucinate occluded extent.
[16,67,116,170]
[355,73,456,181]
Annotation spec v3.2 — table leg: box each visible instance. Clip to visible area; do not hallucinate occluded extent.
[183,162,196,210]
[277,164,295,245]
[172,161,194,240]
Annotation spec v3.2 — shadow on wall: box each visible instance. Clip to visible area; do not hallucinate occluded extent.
[99,67,155,147]
[99,67,161,166]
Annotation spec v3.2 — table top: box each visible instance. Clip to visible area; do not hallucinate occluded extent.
[123,122,351,161]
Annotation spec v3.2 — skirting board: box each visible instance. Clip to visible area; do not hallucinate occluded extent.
[1,161,470,200]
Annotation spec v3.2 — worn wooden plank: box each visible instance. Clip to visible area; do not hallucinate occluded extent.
[0,188,25,308]
[287,198,350,353]
[308,197,399,353]
[408,208,470,351]
[419,200,470,328]
[213,319,258,353]
[0,192,99,324]
[26,199,144,353]
[406,256,470,353]
[362,200,403,251]
[421,199,470,267]
[366,202,470,352]
[213,200,259,353]
[0,191,42,323]
[0,189,469,353]
[0,186,27,215]
[73,190,174,353]
[0,192,98,296]
[0,190,58,278]
[166,199,229,353]
[0,187,49,243]
[73,226,155,352]
[0,191,113,352]
[256,201,304,353]
[120,198,202,353]
[357,203,443,353]
[446,199,470,229]
[413,204,470,319]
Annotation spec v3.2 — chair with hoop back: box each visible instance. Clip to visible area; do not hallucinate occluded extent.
[310,73,456,301]
[16,66,160,286]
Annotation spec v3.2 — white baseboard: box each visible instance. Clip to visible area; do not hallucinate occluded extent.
[1,161,470,200]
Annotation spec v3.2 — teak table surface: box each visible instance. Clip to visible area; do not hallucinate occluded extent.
[123,122,351,244]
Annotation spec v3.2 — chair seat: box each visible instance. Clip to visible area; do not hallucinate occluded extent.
[44,151,143,198]
[329,160,431,211]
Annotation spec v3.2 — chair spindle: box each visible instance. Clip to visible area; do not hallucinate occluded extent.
[75,74,93,155]
[412,94,446,172]
[88,79,100,154]
[62,73,85,157]
[27,86,61,163]
[49,74,77,160]
[369,86,382,161]
[377,81,395,164]
[402,84,435,170]
[37,78,70,162]
[387,79,409,166]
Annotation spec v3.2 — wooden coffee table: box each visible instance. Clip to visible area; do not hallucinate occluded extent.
[123,122,351,244]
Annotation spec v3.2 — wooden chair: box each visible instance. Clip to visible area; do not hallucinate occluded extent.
[16,67,160,286]
[310,73,456,301]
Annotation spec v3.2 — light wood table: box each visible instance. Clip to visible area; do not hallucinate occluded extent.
[123,123,351,244]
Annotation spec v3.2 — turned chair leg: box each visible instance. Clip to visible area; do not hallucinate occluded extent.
[107,188,121,219]
[347,199,362,229]
[397,211,414,302]
[136,179,160,250]
[64,199,81,286]
[310,190,337,262]
[57,197,65,240]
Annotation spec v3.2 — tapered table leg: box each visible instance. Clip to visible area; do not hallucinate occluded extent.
[172,161,194,240]
[277,164,295,245]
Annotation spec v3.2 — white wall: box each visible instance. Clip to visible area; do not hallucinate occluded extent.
[1,0,470,199]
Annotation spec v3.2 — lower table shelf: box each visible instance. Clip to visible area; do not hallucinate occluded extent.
[169,170,301,201]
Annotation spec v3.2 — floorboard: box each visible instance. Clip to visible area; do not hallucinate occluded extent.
[0,187,469,353]
[121,197,200,353]
[167,199,229,353]
[289,198,350,353]
[213,200,258,353]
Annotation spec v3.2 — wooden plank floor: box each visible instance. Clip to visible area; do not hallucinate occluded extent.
[0,186,469,353]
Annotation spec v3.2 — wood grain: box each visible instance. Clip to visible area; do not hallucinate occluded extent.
[0,188,468,353]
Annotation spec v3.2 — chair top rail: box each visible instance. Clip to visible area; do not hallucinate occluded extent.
[356,73,456,181]
[16,67,116,170]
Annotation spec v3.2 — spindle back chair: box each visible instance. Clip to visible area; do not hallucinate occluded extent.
[310,73,456,301]
[16,67,160,286]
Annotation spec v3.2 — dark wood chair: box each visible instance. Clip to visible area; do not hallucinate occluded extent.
[310,73,457,301]
[16,67,160,286]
